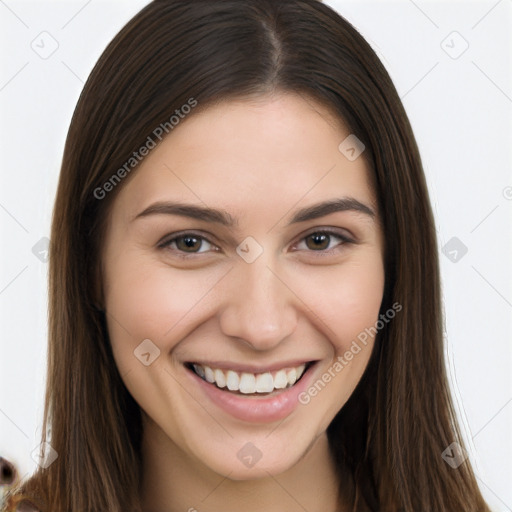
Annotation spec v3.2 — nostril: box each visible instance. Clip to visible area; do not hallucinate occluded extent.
[0,456,17,485]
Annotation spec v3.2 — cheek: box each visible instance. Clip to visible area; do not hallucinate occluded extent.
[103,251,225,372]
[293,253,384,420]
[294,250,385,352]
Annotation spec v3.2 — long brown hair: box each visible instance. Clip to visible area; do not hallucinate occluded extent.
[5,1,490,510]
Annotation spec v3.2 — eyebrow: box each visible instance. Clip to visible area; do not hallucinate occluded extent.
[133,197,375,226]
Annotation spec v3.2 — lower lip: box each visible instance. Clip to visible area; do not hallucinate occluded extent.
[185,363,317,423]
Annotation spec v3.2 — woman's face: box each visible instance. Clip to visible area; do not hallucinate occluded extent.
[102,93,385,479]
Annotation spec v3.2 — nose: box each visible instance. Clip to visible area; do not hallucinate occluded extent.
[218,257,298,351]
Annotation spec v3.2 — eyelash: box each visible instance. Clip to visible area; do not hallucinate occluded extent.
[157,228,354,258]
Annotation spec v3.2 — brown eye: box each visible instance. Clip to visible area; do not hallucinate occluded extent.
[294,229,352,253]
[175,235,203,252]
[305,233,331,250]
[160,233,216,254]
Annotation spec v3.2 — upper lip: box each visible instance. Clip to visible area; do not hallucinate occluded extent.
[186,360,316,374]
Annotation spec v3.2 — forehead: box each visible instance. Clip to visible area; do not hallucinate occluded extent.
[111,93,376,222]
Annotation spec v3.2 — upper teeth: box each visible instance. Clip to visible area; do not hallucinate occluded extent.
[192,363,307,394]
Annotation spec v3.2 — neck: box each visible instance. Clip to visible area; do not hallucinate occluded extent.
[140,416,344,512]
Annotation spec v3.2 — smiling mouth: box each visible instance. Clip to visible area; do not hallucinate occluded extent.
[185,362,313,395]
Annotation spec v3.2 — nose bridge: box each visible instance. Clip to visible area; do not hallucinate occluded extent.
[218,254,298,350]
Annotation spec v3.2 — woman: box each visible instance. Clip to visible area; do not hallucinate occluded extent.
[4,0,491,510]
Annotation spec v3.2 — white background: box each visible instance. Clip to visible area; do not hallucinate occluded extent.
[1,1,511,510]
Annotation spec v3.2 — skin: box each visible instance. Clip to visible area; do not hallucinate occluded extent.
[101,93,385,512]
